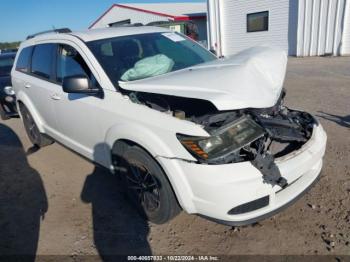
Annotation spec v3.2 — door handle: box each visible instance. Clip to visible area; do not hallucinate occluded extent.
[24,83,31,88]
[51,94,61,100]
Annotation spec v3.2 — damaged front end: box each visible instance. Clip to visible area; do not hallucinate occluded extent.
[126,89,316,188]
[182,90,315,188]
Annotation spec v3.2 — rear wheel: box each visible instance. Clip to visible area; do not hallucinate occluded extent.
[117,145,181,224]
[19,103,53,147]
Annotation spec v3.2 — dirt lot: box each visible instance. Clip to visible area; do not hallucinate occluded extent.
[0,57,350,260]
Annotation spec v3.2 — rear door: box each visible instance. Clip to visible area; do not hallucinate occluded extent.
[26,43,58,133]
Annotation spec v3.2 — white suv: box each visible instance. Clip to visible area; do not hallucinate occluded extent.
[12,27,327,225]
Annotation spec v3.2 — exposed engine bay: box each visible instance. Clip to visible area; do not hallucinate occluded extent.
[125,89,316,188]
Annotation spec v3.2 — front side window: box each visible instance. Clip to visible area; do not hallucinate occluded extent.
[15,46,33,73]
[31,44,55,79]
[87,32,216,85]
[56,44,92,83]
[247,11,269,32]
[0,55,15,76]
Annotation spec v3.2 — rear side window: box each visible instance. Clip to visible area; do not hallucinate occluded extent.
[15,46,33,73]
[31,44,55,80]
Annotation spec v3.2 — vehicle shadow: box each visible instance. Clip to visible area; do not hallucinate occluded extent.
[80,144,151,261]
[0,123,48,262]
[316,111,350,128]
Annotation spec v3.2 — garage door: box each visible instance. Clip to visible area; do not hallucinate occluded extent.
[296,0,347,56]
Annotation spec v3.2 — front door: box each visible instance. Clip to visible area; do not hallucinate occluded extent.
[51,44,103,160]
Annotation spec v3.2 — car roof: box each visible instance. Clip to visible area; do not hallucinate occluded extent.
[22,26,171,45]
[72,26,170,42]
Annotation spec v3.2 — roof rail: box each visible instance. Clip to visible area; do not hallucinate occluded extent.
[26,28,72,40]
[109,23,144,28]
[146,21,170,26]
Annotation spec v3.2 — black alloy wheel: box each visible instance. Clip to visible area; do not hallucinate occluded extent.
[126,161,161,213]
[118,145,181,224]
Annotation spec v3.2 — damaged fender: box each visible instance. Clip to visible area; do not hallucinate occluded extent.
[103,122,208,211]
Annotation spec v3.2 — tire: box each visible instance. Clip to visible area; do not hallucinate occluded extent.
[0,104,10,120]
[19,103,54,147]
[118,145,181,224]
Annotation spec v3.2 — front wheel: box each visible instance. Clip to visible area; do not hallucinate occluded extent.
[119,146,181,224]
[19,103,54,147]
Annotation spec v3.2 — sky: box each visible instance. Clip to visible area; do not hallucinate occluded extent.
[0,0,205,42]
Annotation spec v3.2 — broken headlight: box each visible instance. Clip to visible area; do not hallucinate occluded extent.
[178,116,265,161]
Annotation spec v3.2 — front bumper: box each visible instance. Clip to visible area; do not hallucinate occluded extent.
[158,123,327,225]
[0,93,18,118]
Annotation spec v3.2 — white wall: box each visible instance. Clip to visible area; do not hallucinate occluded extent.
[297,0,348,56]
[208,0,350,57]
[215,0,292,56]
[91,6,169,28]
[341,0,350,55]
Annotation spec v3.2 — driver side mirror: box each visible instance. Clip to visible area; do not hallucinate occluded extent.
[62,75,100,95]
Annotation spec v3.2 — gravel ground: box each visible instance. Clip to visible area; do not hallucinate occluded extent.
[0,57,349,260]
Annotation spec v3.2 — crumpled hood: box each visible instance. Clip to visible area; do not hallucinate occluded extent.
[119,46,288,111]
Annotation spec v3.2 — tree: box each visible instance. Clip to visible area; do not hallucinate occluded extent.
[0,42,21,50]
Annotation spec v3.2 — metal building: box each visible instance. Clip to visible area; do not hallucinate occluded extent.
[89,3,208,42]
[207,0,350,57]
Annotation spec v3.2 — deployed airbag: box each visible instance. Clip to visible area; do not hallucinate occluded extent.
[121,54,174,81]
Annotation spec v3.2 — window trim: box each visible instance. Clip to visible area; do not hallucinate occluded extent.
[246,11,269,33]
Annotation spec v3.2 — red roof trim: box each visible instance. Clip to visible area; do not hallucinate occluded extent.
[174,15,206,21]
[89,4,206,29]
[114,4,179,19]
